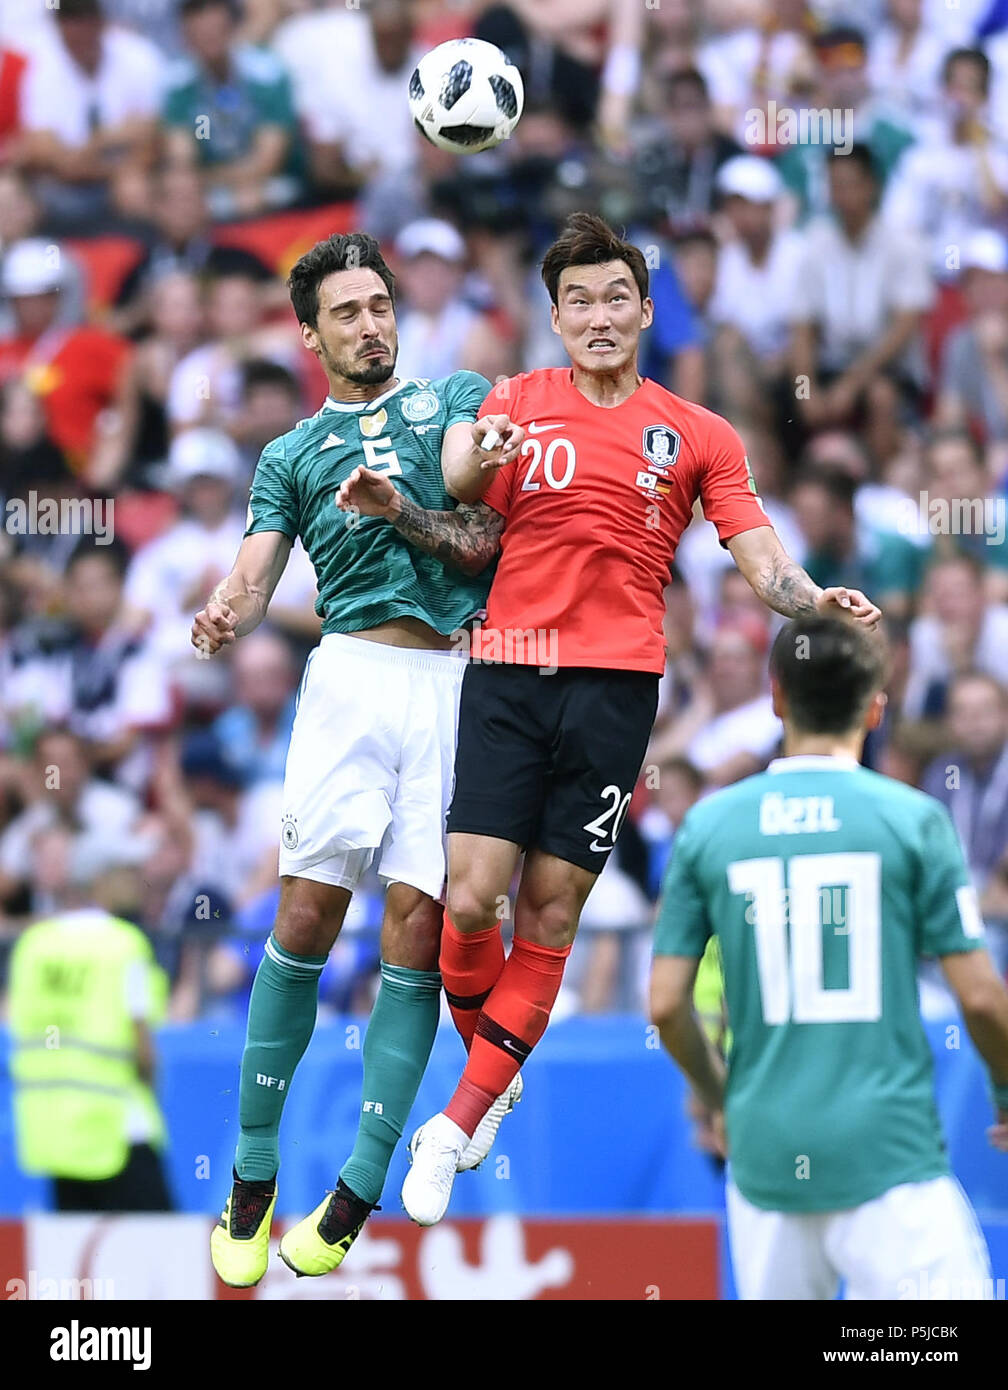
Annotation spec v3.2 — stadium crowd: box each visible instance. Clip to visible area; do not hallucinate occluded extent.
[0,0,1007,1024]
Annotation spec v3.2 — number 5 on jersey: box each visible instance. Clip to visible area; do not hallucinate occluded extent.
[362,437,402,477]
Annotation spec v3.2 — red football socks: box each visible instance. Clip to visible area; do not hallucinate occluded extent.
[439,915,505,1052]
[444,934,572,1137]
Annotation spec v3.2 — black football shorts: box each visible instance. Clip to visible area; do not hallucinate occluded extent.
[446,661,659,873]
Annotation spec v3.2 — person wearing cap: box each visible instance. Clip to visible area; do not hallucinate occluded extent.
[937,229,1008,446]
[0,237,132,476]
[8,833,173,1213]
[392,219,515,384]
[708,154,805,424]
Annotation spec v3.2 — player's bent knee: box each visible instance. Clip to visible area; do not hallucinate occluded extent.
[274,884,346,958]
[519,900,577,951]
[446,884,500,936]
[382,885,443,969]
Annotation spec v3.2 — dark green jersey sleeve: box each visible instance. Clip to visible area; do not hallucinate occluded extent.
[653,813,713,958]
[443,371,493,429]
[245,439,299,539]
[914,804,985,957]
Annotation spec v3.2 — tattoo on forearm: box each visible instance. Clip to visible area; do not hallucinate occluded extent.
[760,553,821,618]
[391,498,504,575]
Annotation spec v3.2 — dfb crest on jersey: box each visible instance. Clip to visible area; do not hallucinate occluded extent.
[642,425,681,474]
[360,409,388,438]
[401,389,439,423]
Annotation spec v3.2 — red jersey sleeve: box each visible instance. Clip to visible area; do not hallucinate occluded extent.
[479,374,521,519]
[696,415,772,545]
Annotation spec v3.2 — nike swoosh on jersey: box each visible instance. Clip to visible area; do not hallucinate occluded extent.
[526,421,565,434]
[319,433,345,450]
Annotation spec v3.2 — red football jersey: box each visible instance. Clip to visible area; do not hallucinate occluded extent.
[474,368,771,674]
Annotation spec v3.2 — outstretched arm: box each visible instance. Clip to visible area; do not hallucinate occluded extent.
[337,466,504,576]
[727,526,882,627]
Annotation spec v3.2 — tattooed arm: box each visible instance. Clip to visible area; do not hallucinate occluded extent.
[336,465,504,576]
[727,526,882,627]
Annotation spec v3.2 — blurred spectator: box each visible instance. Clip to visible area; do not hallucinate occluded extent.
[867,0,945,128]
[0,173,87,330]
[883,47,1008,274]
[164,266,304,433]
[111,166,274,332]
[920,428,1008,601]
[0,238,132,477]
[649,619,782,787]
[790,144,932,461]
[274,0,418,197]
[634,67,742,229]
[775,26,915,218]
[707,155,804,423]
[212,629,297,787]
[162,0,302,220]
[789,466,924,621]
[230,357,304,473]
[920,671,1008,967]
[902,554,1008,721]
[9,0,163,232]
[935,229,1008,445]
[91,269,206,495]
[697,0,815,144]
[477,0,645,145]
[8,839,173,1211]
[638,753,706,896]
[392,218,516,383]
[0,727,141,914]
[2,539,174,790]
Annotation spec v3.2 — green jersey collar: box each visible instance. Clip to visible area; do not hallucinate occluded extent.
[768,755,861,773]
[323,379,419,414]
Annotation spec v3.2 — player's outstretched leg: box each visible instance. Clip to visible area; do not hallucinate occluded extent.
[280,886,444,1275]
[211,877,348,1288]
[402,850,591,1226]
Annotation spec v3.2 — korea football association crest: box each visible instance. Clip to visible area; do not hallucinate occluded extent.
[360,409,388,439]
[642,425,681,475]
[401,389,439,423]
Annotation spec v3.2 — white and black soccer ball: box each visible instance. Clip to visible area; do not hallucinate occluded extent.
[408,38,524,155]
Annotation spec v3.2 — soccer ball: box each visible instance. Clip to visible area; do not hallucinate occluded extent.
[408,38,524,155]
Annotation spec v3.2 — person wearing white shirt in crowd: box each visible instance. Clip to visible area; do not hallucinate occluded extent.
[391,219,515,385]
[867,0,946,131]
[883,47,1008,274]
[8,0,164,229]
[707,154,805,424]
[272,0,417,196]
[791,142,933,462]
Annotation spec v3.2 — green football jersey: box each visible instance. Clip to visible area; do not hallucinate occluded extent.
[246,372,493,636]
[654,754,986,1213]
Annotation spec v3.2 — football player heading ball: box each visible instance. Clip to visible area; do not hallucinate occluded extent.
[337,212,883,1226]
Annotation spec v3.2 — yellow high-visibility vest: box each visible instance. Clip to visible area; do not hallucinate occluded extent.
[9,910,167,1180]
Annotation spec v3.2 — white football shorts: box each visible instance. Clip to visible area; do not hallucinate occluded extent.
[277,632,466,899]
[727,1174,992,1300]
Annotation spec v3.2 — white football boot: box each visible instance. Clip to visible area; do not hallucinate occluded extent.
[401,1114,468,1226]
[457,1073,524,1172]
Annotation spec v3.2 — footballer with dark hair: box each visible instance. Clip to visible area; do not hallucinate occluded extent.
[338,212,883,1226]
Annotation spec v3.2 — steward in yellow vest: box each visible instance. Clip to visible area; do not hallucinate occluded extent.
[9,904,173,1211]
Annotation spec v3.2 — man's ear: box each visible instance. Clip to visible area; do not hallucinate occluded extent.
[641,296,654,331]
[865,690,887,732]
[550,302,561,337]
[770,676,787,722]
[300,321,319,356]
